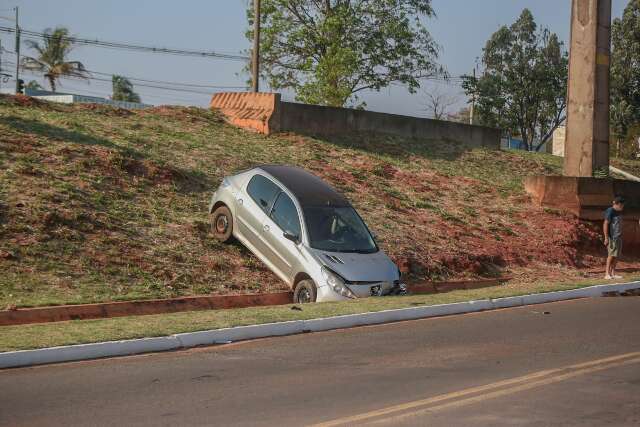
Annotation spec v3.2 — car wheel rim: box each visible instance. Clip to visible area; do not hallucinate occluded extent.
[297,287,311,303]
[215,215,229,234]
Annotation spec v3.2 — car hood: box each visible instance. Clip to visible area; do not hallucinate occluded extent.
[311,248,398,283]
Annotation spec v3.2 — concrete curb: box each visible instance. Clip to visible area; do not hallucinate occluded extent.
[2,281,639,369]
[0,277,510,327]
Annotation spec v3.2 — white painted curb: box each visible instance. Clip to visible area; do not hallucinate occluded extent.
[1,281,638,369]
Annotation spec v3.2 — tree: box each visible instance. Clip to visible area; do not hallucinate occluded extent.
[21,27,89,92]
[422,86,459,120]
[25,80,43,91]
[447,106,471,124]
[111,75,141,103]
[461,9,568,151]
[611,0,640,158]
[247,0,443,107]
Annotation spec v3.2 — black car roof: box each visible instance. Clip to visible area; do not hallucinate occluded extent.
[257,165,350,208]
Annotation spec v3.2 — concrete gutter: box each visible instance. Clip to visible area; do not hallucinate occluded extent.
[1,281,638,369]
[609,166,640,182]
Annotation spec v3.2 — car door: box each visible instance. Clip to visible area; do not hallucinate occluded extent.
[236,174,281,258]
[261,191,303,282]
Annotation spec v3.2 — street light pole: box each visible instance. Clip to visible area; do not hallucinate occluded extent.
[251,0,261,93]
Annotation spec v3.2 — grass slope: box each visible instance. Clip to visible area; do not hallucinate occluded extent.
[0,95,605,308]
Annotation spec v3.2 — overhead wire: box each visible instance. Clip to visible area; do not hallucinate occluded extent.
[0,26,249,61]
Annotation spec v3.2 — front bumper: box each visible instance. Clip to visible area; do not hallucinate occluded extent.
[317,282,407,302]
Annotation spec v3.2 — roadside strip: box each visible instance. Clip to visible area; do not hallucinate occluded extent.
[0,278,508,326]
[0,281,638,369]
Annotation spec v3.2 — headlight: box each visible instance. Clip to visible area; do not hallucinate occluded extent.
[321,267,356,299]
[220,177,231,188]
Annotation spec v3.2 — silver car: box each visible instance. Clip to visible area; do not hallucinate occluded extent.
[208,165,405,303]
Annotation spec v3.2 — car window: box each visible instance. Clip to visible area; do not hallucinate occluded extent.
[247,174,281,213]
[303,206,377,253]
[270,192,301,237]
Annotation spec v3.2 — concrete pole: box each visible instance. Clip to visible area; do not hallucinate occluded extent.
[563,0,612,177]
[251,0,261,93]
[469,68,476,125]
[14,6,20,94]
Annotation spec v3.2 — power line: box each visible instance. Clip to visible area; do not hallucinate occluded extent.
[81,68,246,90]
[18,67,245,96]
[10,71,210,105]
[0,26,249,61]
[6,58,247,92]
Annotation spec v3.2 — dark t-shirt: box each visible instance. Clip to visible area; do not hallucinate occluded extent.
[604,207,622,239]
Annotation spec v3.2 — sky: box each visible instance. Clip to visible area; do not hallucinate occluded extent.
[0,0,629,116]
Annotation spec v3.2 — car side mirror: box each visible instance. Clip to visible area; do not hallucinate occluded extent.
[283,231,300,244]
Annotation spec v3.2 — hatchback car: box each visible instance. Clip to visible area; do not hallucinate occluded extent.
[209,165,404,303]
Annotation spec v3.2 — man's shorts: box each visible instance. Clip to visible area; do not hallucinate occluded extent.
[608,238,622,258]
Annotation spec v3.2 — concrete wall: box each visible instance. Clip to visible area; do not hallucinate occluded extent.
[31,94,152,109]
[525,175,640,256]
[23,89,152,109]
[553,126,566,157]
[279,101,501,148]
[209,92,501,149]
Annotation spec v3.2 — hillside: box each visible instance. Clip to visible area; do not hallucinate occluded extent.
[0,94,608,308]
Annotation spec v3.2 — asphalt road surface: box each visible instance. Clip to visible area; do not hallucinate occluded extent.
[1,297,639,426]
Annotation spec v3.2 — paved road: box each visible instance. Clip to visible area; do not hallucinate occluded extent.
[1,298,639,426]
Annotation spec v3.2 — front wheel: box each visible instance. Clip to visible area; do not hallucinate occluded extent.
[293,279,317,304]
[210,205,234,243]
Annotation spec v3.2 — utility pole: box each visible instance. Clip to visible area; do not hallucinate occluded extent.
[14,6,20,94]
[469,67,475,125]
[251,0,261,93]
[0,39,3,91]
[563,0,611,177]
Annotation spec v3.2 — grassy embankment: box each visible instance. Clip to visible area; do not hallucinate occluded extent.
[0,94,624,309]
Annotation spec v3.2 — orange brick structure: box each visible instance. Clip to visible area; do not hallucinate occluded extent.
[210,92,281,134]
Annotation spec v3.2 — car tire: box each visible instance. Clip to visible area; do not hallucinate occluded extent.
[293,279,317,304]
[211,205,234,243]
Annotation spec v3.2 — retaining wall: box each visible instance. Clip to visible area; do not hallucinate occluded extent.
[210,92,501,148]
[279,101,501,148]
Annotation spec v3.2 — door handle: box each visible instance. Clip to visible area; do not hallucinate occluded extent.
[263,224,270,232]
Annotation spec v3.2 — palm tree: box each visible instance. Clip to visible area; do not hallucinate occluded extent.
[21,27,89,92]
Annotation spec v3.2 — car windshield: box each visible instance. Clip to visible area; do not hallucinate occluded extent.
[303,206,378,253]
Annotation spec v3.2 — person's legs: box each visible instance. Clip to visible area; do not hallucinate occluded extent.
[605,255,614,279]
[611,256,623,278]
[605,238,622,279]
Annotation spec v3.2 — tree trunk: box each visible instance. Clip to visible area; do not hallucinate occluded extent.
[47,75,56,92]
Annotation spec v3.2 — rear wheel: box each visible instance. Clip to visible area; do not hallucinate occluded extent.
[293,279,317,304]
[211,205,234,243]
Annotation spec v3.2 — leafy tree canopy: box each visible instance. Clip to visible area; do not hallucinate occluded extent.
[112,75,141,103]
[21,27,89,92]
[611,0,640,148]
[462,9,568,151]
[25,80,43,91]
[247,0,443,107]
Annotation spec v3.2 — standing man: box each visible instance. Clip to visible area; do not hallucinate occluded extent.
[603,196,625,279]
